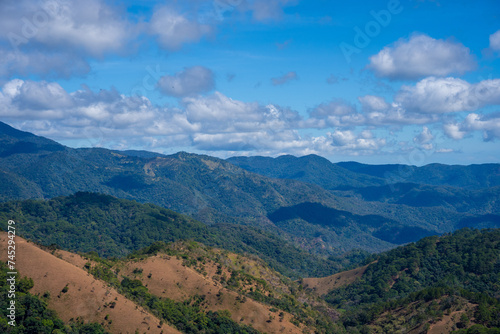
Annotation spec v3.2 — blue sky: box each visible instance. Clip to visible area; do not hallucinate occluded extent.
[1,0,500,164]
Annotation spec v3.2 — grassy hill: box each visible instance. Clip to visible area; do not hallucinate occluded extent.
[0,233,175,333]
[0,232,345,334]
[3,227,498,333]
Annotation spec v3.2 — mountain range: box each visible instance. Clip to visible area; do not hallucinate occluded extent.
[1,121,499,260]
[1,120,500,333]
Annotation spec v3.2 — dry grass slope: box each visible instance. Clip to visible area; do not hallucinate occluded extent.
[302,263,370,296]
[0,232,180,334]
[120,254,303,334]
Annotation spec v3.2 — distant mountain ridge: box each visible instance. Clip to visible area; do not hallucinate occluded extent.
[228,155,500,190]
[227,155,387,190]
[336,160,500,189]
[228,155,500,216]
[1,121,500,259]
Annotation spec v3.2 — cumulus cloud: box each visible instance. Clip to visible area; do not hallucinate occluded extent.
[158,66,215,97]
[305,98,436,129]
[395,77,500,113]
[463,113,500,141]
[443,123,466,140]
[303,100,365,128]
[490,30,500,51]
[0,0,302,79]
[31,0,132,56]
[149,6,212,50]
[413,126,434,149]
[0,80,305,155]
[0,78,392,157]
[368,34,476,80]
[328,130,386,152]
[0,0,133,78]
[183,92,264,126]
[271,71,298,86]
[444,113,500,141]
[11,79,73,111]
[0,79,158,137]
[0,49,90,78]
[358,95,390,112]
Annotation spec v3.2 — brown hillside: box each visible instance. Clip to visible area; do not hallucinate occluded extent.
[302,263,371,296]
[120,254,304,334]
[0,232,180,334]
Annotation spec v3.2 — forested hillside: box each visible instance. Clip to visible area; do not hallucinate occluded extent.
[2,121,500,259]
[320,229,500,333]
[2,225,499,333]
[0,192,364,279]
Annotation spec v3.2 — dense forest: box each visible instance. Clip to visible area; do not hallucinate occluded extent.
[0,192,365,279]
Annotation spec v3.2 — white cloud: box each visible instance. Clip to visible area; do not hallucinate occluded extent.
[415,126,433,143]
[304,100,365,128]
[328,130,386,151]
[436,148,454,153]
[463,113,500,141]
[444,113,500,141]
[358,95,389,112]
[149,6,212,50]
[366,105,437,126]
[0,79,157,134]
[0,0,133,78]
[32,0,132,57]
[368,34,476,80]
[183,92,264,126]
[13,80,73,110]
[395,77,500,113]
[158,66,215,97]
[0,78,391,157]
[271,71,298,86]
[305,98,436,129]
[443,123,467,140]
[0,80,307,155]
[0,49,90,78]
[312,100,356,117]
[413,126,434,149]
[490,30,500,51]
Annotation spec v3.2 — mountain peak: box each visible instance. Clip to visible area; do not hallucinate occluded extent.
[0,121,65,157]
